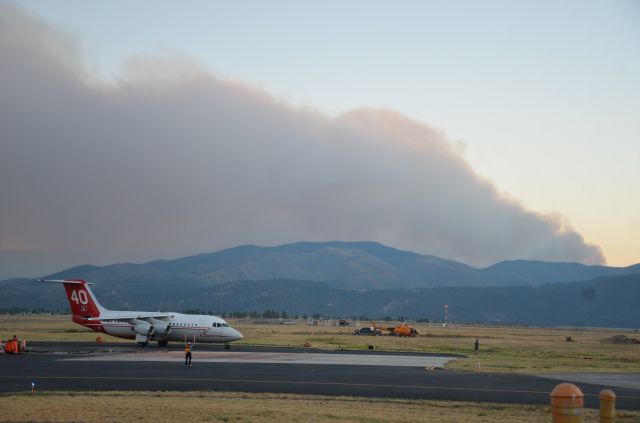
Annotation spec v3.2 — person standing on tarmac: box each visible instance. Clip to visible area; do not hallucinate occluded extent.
[185,342,192,366]
[474,338,480,352]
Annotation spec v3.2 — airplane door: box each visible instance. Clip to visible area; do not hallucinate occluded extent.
[207,322,222,338]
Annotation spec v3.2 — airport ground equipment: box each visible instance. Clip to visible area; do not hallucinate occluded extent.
[369,322,419,337]
[1,338,26,354]
[383,323,419,337]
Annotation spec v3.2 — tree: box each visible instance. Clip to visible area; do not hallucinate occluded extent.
[262,309,279,319]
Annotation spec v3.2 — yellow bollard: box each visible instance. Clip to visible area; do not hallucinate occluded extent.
[550,383,584,423]
[599,389,616,423]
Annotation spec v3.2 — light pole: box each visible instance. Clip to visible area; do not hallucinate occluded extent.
[444,304,448,327]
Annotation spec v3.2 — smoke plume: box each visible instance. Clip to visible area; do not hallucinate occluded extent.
[0,2,604,277]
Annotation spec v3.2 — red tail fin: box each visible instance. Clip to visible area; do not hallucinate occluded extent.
[61,279,102,317]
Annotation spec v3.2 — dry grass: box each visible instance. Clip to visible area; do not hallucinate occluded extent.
[0,315,97,342]
[231,320,640,373]
[2,391,639,423]
[2,315,639,373]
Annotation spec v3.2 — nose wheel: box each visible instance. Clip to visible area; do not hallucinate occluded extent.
[224,343,231,350]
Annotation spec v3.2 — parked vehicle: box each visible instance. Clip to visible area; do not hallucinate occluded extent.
[352,327,382,336]
[386,323,419,337]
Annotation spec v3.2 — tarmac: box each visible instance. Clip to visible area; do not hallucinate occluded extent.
[67,350,456,367]
[536,373,640,391]
[1,342,638,409]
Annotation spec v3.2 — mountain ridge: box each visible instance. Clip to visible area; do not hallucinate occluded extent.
[2,273,638,327]
[2,241,638,327]
[39,241,638,290]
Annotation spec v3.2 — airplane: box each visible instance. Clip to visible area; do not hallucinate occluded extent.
[40,279,243,348]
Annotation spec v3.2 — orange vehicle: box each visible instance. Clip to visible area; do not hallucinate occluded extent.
[2,338,25,354]
[373,322,419,337]
[388,323,419,337]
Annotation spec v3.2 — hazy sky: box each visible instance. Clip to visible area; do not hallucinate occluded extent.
[1,1,638,278]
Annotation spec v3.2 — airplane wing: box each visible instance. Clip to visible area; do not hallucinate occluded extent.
[87,314,172,321]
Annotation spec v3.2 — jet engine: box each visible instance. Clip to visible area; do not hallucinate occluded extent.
[149,319,171,335]
[133,322,154,337]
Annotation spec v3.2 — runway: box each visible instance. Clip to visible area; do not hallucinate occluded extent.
[1,342,639,409]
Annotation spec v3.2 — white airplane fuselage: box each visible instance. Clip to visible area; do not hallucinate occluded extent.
[43,279,244,346]
[74,312,243,344]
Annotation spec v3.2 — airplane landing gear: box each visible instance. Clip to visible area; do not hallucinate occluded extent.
[135,333,150,346]
[224,343,231,350]
[158,340,168,347]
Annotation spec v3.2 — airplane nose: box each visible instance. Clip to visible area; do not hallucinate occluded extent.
[232,329,244,341]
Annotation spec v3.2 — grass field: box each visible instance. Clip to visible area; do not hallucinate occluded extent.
[1,315,639,373]
[2,391,640,423]
[232,320,640,373]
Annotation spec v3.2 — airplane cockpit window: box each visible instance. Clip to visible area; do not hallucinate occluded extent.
[222,323,229,327]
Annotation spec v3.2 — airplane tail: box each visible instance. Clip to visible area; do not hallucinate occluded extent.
[40,279,106,317]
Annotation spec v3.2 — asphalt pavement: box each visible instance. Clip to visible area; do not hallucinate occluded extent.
[0,342,638,410]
